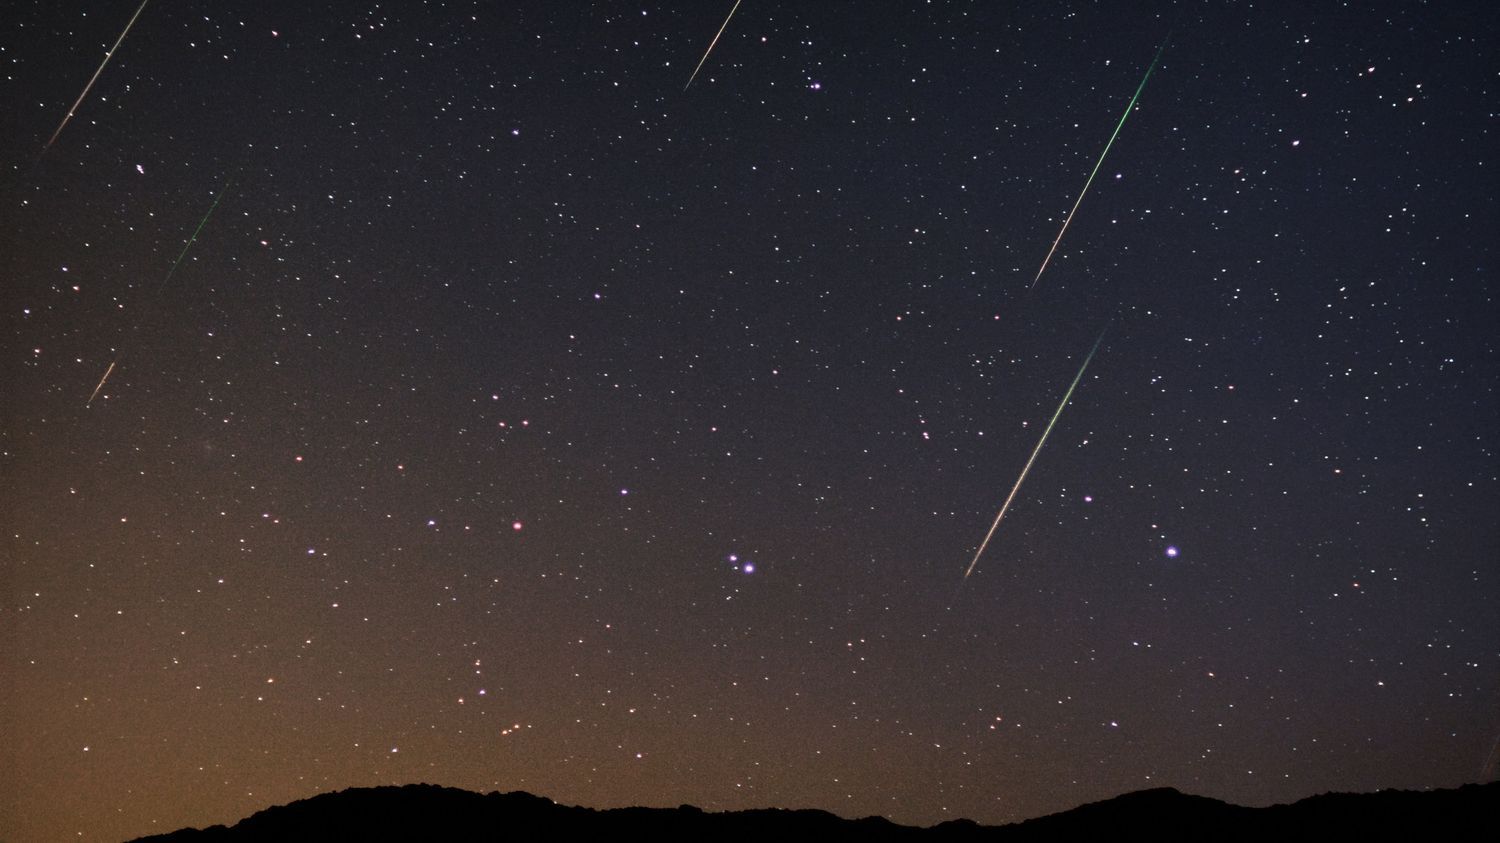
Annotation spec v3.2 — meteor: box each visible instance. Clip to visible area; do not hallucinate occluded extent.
[963,327,1108,579]
[85,178,232,407]
[45,0,152,151]
[1031,36,1169,289]
[85,361,116,408]
[152,176,233,295]
[685,0,743,90]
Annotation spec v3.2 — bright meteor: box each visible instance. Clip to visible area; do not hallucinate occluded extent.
[85,361,116,408]
[45,0,152,151]
[685,0,743,90]
[964,327,1108,579]
[1031,36,1170,290]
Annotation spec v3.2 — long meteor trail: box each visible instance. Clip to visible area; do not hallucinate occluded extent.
[963,328,1108,579]
[46,0,152,151]
[86,178,232,407]
[685,0,743,90]
[1031,36,1170,289]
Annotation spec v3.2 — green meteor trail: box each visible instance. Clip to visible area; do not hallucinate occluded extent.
[1031,36,1170,290]
[963,327,1108,579]
[87,178,233,407]
[153,177,233,295]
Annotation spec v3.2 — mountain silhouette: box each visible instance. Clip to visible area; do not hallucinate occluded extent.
[131,781,1497,842]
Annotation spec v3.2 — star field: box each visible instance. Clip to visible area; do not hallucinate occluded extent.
[2,2,1497,840]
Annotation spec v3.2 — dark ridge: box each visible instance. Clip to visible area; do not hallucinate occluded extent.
[129,780,1499,842]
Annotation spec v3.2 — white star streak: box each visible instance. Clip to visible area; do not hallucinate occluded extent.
[685,0,744,90]
[45,0,152,151]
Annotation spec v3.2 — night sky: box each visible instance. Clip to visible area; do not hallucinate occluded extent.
[4,2,1497,840]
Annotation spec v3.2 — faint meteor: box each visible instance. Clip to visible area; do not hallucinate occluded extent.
[685,0,743,90]
[46,0,152,151]
[152,176,233,294]
[1031,36,1170,289]
[963,327,1108,579]
[86,178,232,408]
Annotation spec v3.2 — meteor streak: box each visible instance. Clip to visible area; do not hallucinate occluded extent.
[45,0,152,151]
[685,0,743,90]
[152,177,233,295]
[85,361,116,408]
[1031,36,1169,289]
[963,327,1108,579]
[85,178,232,407]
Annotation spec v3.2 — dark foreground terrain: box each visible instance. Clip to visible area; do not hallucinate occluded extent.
[133,780,1497,842]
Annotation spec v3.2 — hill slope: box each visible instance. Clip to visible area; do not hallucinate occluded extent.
[132,781,1499,842]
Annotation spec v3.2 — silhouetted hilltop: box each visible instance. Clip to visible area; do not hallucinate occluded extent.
[130,780,1498,842]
